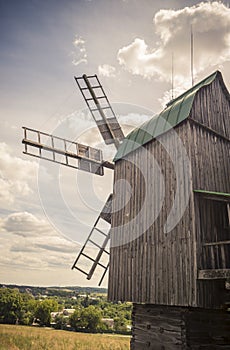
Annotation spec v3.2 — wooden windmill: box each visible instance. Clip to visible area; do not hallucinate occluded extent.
[23,71,230,349]
[22,74,124,285]
[108,70,230,349]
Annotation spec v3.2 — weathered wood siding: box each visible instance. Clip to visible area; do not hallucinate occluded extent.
[190,74,230,139]
[108,73,230,308]
[189,121,230,193]
[195,197,230,270]
[191,121,230,308]
[131,304,230,350]
[108,121,197,306]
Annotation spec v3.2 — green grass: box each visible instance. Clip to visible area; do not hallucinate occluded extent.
[0,324,130,350]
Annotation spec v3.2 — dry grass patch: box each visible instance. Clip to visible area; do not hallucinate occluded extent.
[0,324,130,350]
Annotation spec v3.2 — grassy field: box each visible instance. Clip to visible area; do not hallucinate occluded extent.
[0,324,130,350]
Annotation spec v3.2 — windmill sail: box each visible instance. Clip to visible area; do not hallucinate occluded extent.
[75,74,124,149]
[71,194,112,286]
[22,73,118,286]
[22,127,114,175]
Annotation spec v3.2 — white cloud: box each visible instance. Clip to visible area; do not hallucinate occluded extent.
[118,112,152,134]
[0,143,38,209]
[98,64,116,77]
[0,178,32,205]
[0,178,15,205]
[0,211,79,272]
[0,209,108,285]
[1,211,54,237]
[158,84,193,107]
[35,236,78,253]
[0,143,37,181]
[0,210,108,286]
[72,35,87,66]
[118,2,230,84]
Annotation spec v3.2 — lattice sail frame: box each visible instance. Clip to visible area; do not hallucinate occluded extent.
[22,127,114,175]
[71,194,113,286]
[75,74,124,149]
[22,127,114,284]
[22,73,125,284]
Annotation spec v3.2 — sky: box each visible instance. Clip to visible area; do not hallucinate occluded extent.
[0,0,230,287]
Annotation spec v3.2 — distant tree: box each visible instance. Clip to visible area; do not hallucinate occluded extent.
[80,305,102,332]
[81,294,90,308]
[70,306,102,332]
[35,299,58,326]
[19,293,36,325]
[54,314,68,330]
[0,288,23,324]
[69,308,81,331]
[0,287,132,332]
[114,315,128,332]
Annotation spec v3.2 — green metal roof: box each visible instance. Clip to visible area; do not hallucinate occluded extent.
[114,71,219,161]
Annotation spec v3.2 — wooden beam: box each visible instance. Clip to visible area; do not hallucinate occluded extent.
[198,269,230,280]
[194,190,230,203]
[22,127,115,174]
[189,118,230,143]
[203,240,230,247]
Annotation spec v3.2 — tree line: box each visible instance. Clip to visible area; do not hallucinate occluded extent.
[0,287,131,333]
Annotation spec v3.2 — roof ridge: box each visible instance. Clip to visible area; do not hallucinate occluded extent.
[114,70,221,162]
[166,70,220,107]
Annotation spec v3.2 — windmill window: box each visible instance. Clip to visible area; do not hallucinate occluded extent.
[194,190,230,271]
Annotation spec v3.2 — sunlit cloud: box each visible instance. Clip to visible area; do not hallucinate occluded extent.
[72,35,88,66]
[1,211,54,237]
[118,1,230,85]
[0,143,38,209]
[98,64,116,77]
[0,211,79,271]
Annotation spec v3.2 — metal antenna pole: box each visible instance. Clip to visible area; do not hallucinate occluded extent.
[171,52,174,100]
[191,25,194,87]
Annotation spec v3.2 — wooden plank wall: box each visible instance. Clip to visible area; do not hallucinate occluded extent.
[189,121,230,194]
[108,121,197,306]
[195,197,230,270]
[189,116,230,308]
[189,77,230,308]
[131,304,185,350]
[190,75,230,139]
[108,73,230,307]
[131,304,230,350]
